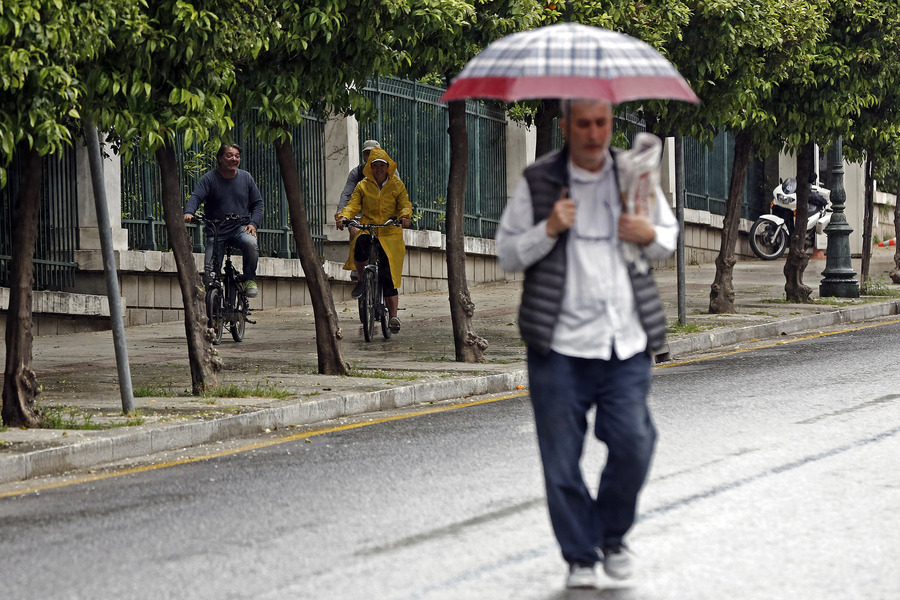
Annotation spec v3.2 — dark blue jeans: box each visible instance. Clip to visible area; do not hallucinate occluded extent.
[205,228,259,282]
[527,348,657,565]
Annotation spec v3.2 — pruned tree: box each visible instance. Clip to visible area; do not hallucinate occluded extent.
[232,1,476,373]
[652,0,829,313]
[767,0,900,301]
[841,5,900,290]
[400,1,541,362]
[0,0,115,426]
[83,0,272,393]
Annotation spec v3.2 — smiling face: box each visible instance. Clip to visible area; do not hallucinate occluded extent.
[370,160,389,185]
[216,145,241,178]
[560,99,613,172]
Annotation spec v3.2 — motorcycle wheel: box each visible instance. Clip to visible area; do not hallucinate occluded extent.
[749,217,788,260]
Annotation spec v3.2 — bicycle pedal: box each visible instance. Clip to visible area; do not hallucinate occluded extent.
[245,318,257,324]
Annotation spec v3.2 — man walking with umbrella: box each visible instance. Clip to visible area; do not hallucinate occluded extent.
[497,98,677,589]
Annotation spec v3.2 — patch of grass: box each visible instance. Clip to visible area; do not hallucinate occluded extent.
[760,297,856,306]
[348,368,419,381]
[667,321,708,335]
[862,278,900,297]
[133,384,179,398]
[201,382,292,399]
[38,406,146,430]
[40,406,103,430]
[122,413,146,426]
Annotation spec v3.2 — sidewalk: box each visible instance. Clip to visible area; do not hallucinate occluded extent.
[2,248,899,484]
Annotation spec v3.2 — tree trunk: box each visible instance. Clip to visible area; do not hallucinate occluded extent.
[709,130,752,314]
[860,157,875,289]
[534,100,560,159]
[273,136,349,375]
[446,100,487,362]
[155,142,220,394]
[1,143,42,427]
[784,142,814,302]
[892,171,900,284]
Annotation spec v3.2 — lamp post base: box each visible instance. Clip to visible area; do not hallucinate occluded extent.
[820,278,859,298]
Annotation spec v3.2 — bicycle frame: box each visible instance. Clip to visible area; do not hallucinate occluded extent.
[191,213,253,344]
[343,217,399,342]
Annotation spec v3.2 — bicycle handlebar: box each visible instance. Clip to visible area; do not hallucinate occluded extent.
[190,212,250,224]
[342,217,401,230]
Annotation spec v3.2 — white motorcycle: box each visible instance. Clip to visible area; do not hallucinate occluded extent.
[748,177,831,260]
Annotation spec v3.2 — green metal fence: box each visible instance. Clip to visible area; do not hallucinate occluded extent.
[358,77,508,237]
[684,131,758,219]
[0,148,78,291]
[121,111,326,257]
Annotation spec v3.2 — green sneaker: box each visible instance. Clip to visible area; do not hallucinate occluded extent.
[244,280,258,298]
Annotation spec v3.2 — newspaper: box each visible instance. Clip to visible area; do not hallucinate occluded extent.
[615,132,663,273]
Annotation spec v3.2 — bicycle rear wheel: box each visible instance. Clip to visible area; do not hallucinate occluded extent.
[362,269,376,342]
[230,292,247,342]
[206,287,225,345]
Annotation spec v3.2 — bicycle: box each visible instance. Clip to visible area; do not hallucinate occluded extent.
[342,217,400,342]
[190,213,255,345]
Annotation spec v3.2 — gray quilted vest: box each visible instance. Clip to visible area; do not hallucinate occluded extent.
[519,146,667,355]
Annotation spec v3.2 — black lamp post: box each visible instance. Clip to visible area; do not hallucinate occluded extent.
[820,137,859,298]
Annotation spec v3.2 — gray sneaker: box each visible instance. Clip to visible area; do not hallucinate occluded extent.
[602,544,634,580]
[566,563,598,589]
[244,280,258,298]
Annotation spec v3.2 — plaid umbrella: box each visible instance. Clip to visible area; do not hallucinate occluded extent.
[441,23,698,104]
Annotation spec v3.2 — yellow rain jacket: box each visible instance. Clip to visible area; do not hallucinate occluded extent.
[339,147,413,290]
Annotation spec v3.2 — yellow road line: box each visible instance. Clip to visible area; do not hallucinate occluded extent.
[0,391,529,499]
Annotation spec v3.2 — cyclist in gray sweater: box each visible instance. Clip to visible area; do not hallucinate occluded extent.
[184,143,264,297]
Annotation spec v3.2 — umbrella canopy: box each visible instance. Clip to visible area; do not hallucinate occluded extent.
[441,23,699,105]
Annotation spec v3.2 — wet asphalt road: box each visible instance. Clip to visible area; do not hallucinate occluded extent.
[1,321,899,599]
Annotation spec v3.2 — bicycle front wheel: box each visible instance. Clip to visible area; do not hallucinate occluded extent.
[379,287,391,340]
[362,269,376,342]
[206,287,225,345]
[230,292,247,342]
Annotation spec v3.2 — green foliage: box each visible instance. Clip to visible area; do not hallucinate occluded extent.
[0,0,115,182]
[84,0,273,158]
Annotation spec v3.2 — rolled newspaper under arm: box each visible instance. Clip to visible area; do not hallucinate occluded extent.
[615,132,663,273]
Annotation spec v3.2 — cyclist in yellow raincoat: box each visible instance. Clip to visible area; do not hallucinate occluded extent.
[336,147,413,333]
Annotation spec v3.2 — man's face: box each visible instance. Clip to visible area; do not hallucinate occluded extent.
[218,147,241,174]
[362,150,371,164]
[560,100,613,172]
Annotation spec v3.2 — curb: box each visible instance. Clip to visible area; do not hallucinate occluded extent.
[0,369,528,485]
[666,299,900,357]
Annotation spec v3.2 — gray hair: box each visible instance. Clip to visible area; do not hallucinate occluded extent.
[559,98,612,120]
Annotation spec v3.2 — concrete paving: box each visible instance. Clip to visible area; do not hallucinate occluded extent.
[2,247,899,484]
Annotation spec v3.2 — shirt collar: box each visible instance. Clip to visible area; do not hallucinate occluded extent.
[568,150,613,183]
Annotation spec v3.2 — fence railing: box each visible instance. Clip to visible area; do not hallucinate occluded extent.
[0,148,78,291]
[2,81,768,294]
[358,77,508,238]
[684,131,757,220]
[121,111,327,258]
